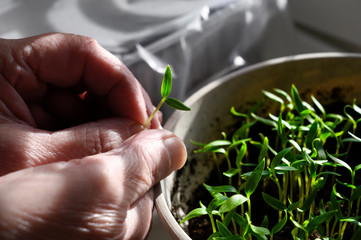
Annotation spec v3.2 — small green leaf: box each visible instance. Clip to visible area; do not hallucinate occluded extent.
[305,121,318,148]
[204,140,232,148]
[217,220,233,237]
[204,183,238,194]
[330,191,343,219]
[270,147,293,171]
[336,179,356,189]
[289,216,307,231]
[274,166,298,172]
[232,121,256,141]
[271,212,287,234]
[208,193,228,211]
[165,97,191,111]
[161,65,172,98]
[258,137,269,163]
[250,224,270,235]
[219,194,248,213]
[251,113,277,127]
[229,138,251,149]
[262,192,286,211]
[291,84,305,113]
[236,142,247,169]
[230,106,248,118]
[274,88,292,105]
[311,95,326,116]
[244,159,265,197]
[223,168,240,178]
[351,226,361,240]
[288,139,302,152]
[327,151,352,173]
[263,90,284,105]
[351,185,361,201]
[180,207,207,224]
[340,217,361,227]
[207,232,221,240]
[261,215,269,228]
[222,209,236,227]
[301,187,319,211]
[287,200,301,211]
[306,210,338,232]
[356,164,361,171]
[348,132,361,142]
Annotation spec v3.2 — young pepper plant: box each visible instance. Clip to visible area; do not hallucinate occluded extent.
[144,65,190,128]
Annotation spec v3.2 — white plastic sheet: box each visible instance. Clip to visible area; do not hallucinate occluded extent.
[110,0,295,119]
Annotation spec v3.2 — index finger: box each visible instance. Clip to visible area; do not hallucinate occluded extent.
[6,33,149,125]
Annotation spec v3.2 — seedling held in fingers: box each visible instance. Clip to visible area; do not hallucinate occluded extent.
[144,65,190,128]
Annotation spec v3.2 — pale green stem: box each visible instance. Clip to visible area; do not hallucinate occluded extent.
[209,213,217,233]
[144,98,165,128]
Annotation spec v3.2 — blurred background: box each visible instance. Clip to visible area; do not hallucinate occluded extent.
[1,0,360,239]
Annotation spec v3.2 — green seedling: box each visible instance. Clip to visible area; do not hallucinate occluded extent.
[144,65,190,128]
[181,84,361,240]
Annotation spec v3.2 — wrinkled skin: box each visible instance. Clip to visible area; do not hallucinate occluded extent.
[0,33,186,240]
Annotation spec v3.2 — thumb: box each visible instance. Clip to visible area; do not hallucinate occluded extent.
[0,118,144,176]
[0,129,186,240]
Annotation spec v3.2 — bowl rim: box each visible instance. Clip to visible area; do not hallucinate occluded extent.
[154,52,361,240]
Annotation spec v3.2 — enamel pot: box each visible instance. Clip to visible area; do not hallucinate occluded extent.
[154,53,361,239]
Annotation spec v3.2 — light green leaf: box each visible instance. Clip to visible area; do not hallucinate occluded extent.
[287,200,301,212]
[244,159,265,197]
[204,183,238,194]
[340,217,361,227]
[262,192,286,211]
[251,113,277,127]
[274,166,298,172]
[288,139,302,152]
[258,137,269,163]
[263,90,284,105]
[208,193,228,211]
[232,121,256,141]
[180,207,207,224]
[291,84,305,113]
[351,185,361,201]
[306,210,337,232]
[161,65,172,98]
[349,132,361,142]
[311,95,326,116]
[165,97,190,111]
[222,209,236,227]
[236,142,247,169]
[217,220,233,237]
[271,212,287,234]
[301,187,319,211]
[270,147,293,171]
[290,216,307,231]
[306,121,318,148]
[219,194,248,213]
[223,168,240,178]
[327,151,352,172]
[230,106,248,118]
[250,224,270,235]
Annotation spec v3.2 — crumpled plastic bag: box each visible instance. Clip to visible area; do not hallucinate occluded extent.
[111,0,295,119]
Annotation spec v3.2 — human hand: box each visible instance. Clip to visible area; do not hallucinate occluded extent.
[0,33,186,239]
